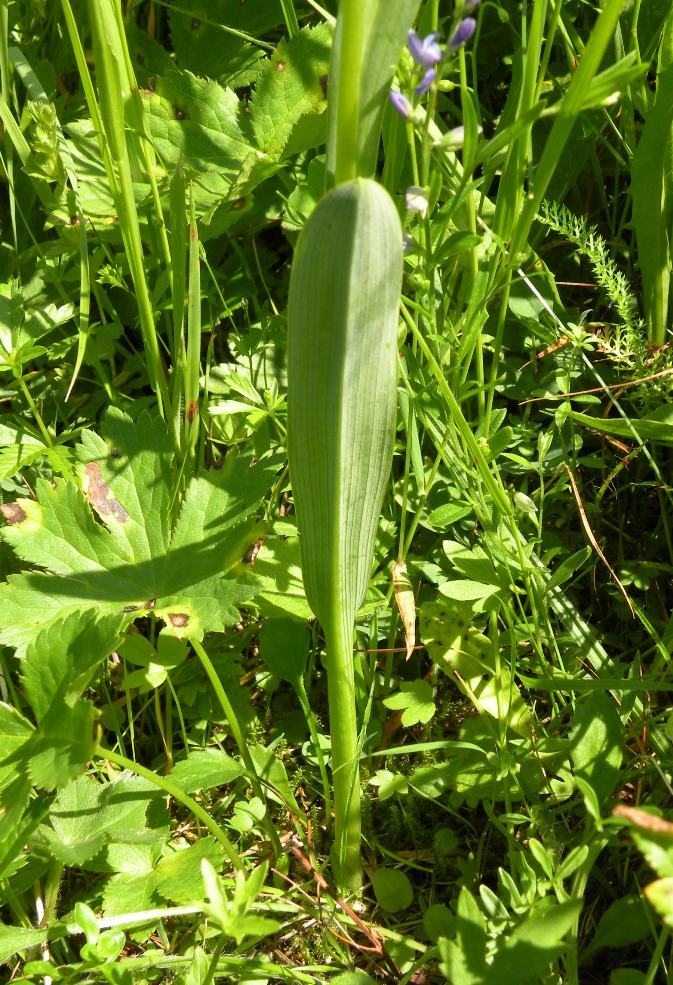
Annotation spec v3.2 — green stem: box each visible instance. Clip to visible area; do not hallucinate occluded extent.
[17,376,54,448]
[334,0,365,185]
[325,615,361,891]
[96,745,243,870]
[279,0,300,37]
[191,639,283,860]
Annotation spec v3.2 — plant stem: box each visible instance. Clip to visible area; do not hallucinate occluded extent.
[325,614,361,891]
[96,745,243,870]
[191,639,284,860]
[333,0,365,185]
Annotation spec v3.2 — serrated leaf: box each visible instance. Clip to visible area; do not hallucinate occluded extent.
[102,870,162,916]
[146,71,256,172]
[155,838,224,903]
[42,772,167,866]
[23,612,122,722]
[252,536,312,620]
[169,0,283,81]
[169,748,245,793]
[250,24,331,161]
[27,701,96,790]
[0,410,282,651]
[383,680,435,727]
[0,703,35,823]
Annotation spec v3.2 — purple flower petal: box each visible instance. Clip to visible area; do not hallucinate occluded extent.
[414,69,436,97]
[407,29,443,68]
[449,17,477,49]
[464,0,482,9]
[389,90,413,120]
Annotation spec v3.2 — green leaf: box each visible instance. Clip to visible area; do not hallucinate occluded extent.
[421,600,531,738]
[438,579,501,603]
[156,838,225,904]
[102,869,162,916]
[426,503,473,528]
[200,859,281,945]
[0,701,34,793]
[0,410,282,652]
[438,887,487,984]
[169,0,283,81]
[249,744,299,812]
[169,749,245,793]
[570,691,622,803]
[252,537,313,621]
[23,612,121,722]
[250,24,331,161]
[383,680,435,727]
[0,925,48,966]
[484,900,583,985]
[583,895,651,958]
[330,973,378,985]
[371,867,414,913]
[145,71,253,170]
[369,769,409,801]
[41,772,167,866]
[645,877,673,929]
[257,618,309,687]
[423,903,456,942]
[569,407,673,445]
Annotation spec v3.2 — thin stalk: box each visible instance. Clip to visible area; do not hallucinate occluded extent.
[279,0,300,38]
[191,639,283,860]
[333,0,365,184]
[96,746,243,870]
[17,376,54,448]
[295,677,332,834]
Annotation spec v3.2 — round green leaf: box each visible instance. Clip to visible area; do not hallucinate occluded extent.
[372,868,413,913]
[423,903,456,942]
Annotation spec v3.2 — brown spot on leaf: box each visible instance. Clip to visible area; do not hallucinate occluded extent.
[84,462,130,523]
[145,598,156,610]
[175,107,187,120]
[277,61,286,72]
[1,503,26,524]
[187,400,199,423]
[191,18,201,29]
[319,74,328,95]
[168,612,189,628]
[233,198,246,211]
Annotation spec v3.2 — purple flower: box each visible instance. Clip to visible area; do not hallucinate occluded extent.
[414,69,436,97]
[407,30,443,68]
[449,17,477,49]
[389,90,413,120]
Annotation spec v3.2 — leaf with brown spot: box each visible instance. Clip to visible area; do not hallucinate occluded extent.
[0,409,283,654]
[1,503,27,525]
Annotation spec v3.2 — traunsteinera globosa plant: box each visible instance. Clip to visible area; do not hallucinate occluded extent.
[288,178,403,891]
